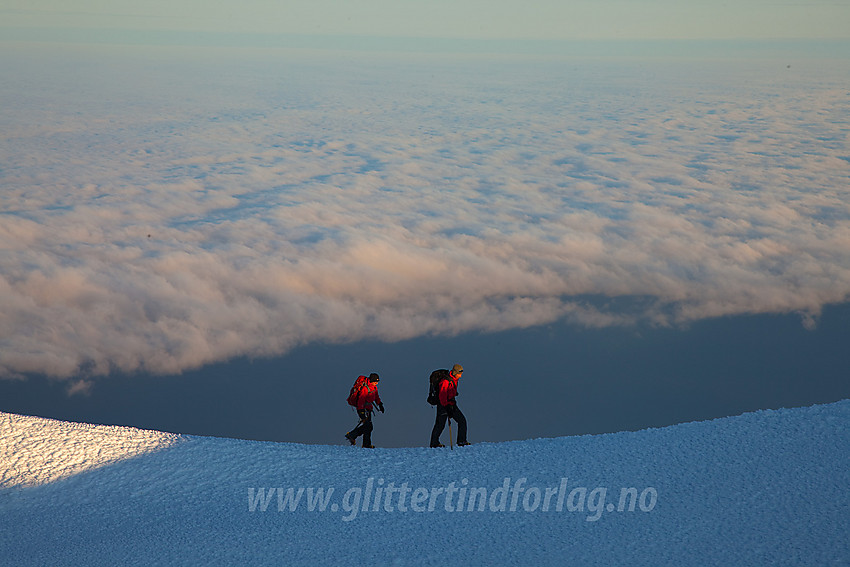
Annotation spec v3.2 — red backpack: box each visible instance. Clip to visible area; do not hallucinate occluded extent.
[346,375,368,407]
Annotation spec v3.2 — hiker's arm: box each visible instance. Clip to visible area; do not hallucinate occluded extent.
[439,381,450,406]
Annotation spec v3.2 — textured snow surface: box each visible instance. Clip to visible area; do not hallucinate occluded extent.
[1,401,849,566]
[0,413,182,488]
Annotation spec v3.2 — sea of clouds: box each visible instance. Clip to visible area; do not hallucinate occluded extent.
[1,45,849,379]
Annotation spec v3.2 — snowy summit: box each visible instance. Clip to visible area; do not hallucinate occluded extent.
[1,401,849,566]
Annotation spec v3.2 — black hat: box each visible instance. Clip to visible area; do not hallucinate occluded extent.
[368,373,380,382]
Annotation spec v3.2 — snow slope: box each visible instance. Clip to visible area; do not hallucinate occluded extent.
[1,401,848,566]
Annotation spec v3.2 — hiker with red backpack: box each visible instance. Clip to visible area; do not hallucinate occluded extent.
[345,373,384,448]
[429,364,469,448]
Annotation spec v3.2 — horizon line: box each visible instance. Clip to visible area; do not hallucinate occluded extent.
[4,29,850,58]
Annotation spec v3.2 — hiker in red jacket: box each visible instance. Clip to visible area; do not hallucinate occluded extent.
[346,373,384,448]
[430,364,469,447]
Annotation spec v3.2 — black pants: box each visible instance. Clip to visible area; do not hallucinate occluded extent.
[348,409,373,447]
[430,404,467,447]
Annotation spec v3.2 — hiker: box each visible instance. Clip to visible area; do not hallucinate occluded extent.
[345,373,384,448]
[430,364,469,448]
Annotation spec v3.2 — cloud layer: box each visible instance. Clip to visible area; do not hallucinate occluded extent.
[1,47,849,378]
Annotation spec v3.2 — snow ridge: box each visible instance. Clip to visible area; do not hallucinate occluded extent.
[1,402,848,566]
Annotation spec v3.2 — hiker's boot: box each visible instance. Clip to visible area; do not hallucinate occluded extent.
[345,434,356,446]
[457,441,471,447]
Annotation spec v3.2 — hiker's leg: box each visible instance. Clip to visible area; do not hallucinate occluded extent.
[449,405,468,444]
[349,410,368,439]
[362,420,373,447]
[347,422,360,439]
[430,405,448,447]
[362,410,373,447]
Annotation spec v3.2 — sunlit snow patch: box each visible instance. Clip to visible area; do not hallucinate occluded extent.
[0,412,183,488]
